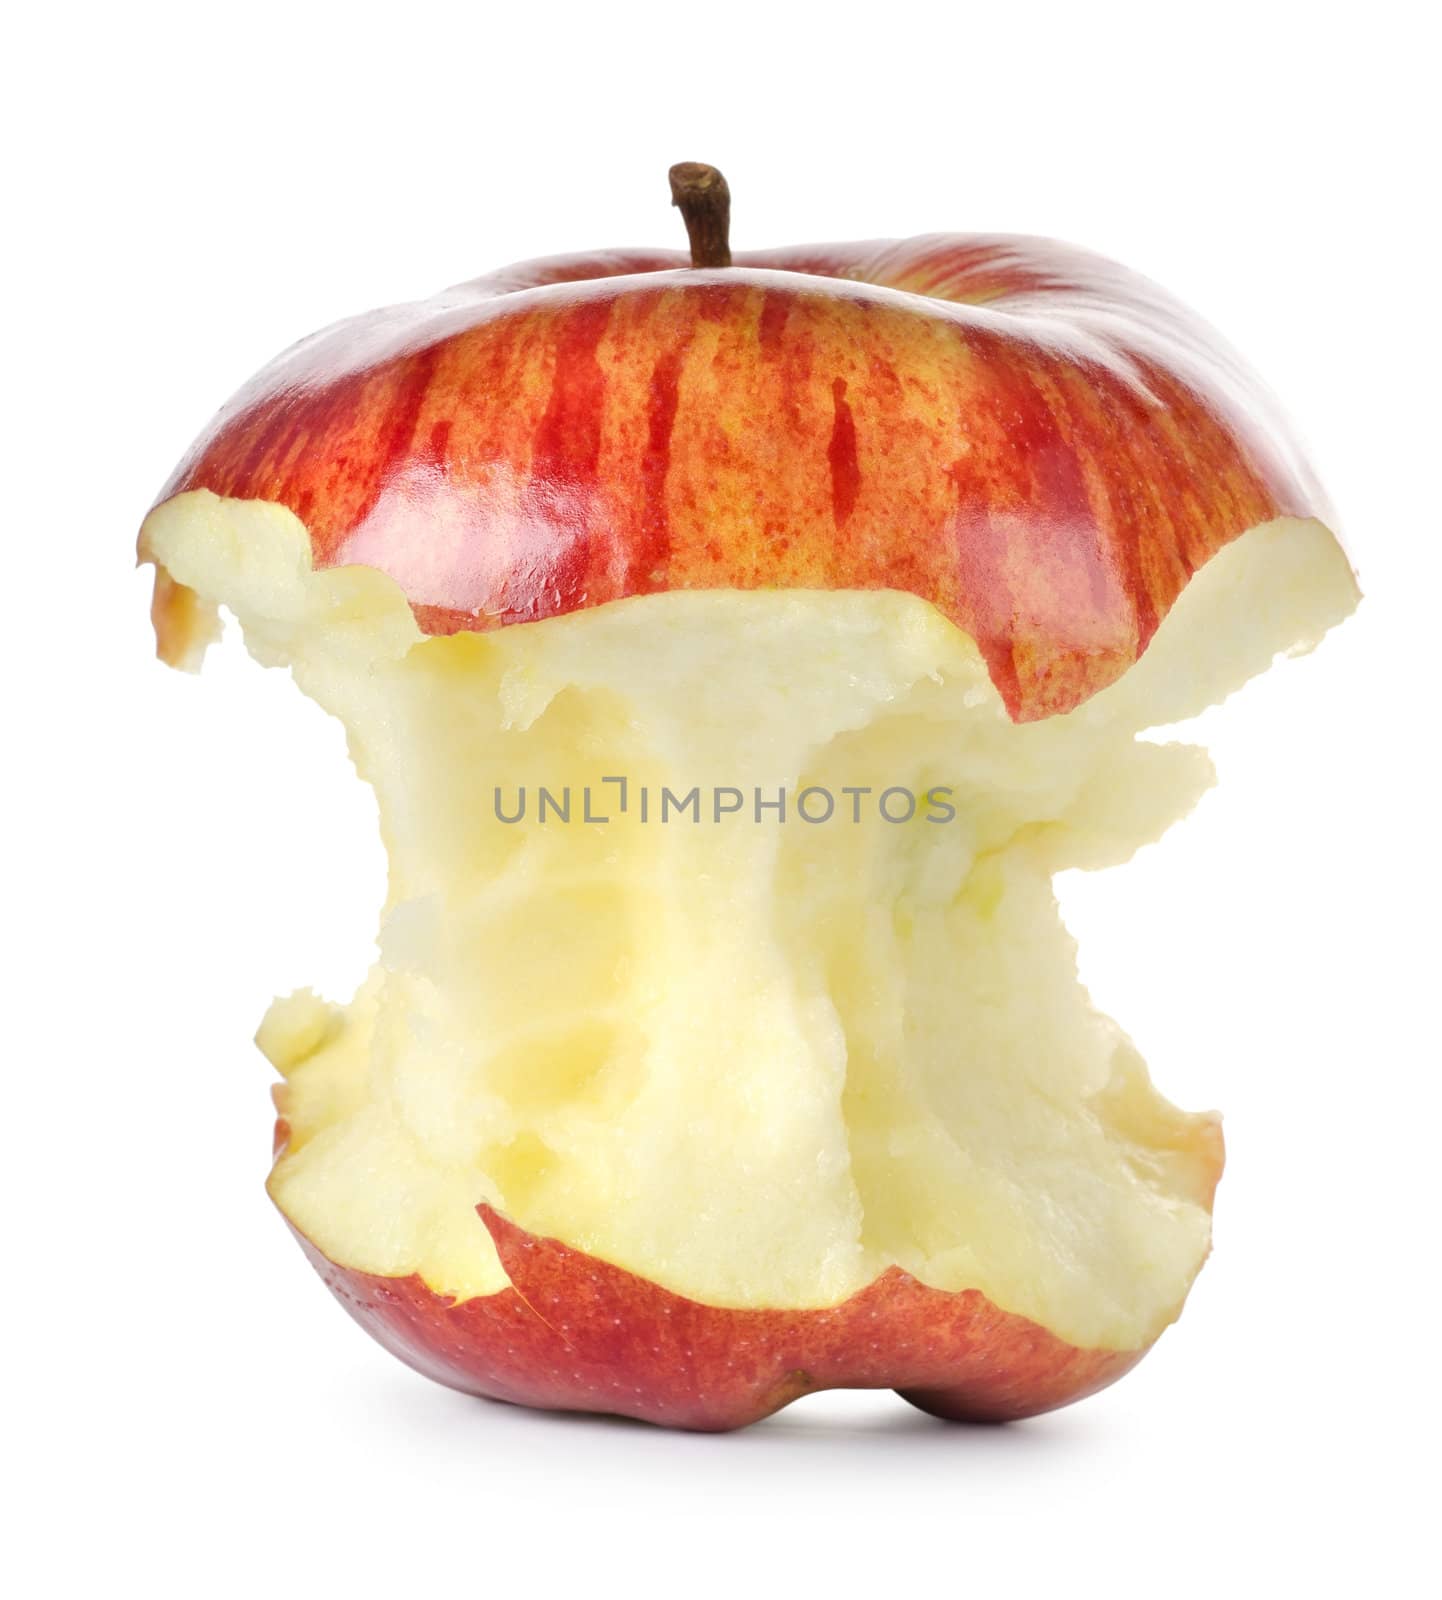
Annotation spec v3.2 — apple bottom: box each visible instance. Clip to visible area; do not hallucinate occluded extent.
[290,1203,1142,1431]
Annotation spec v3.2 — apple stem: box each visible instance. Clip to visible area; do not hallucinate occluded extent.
[669,163,731,268]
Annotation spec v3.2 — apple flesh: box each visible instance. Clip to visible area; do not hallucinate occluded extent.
[141,211,1358,1428]
[144,490,1352,1427]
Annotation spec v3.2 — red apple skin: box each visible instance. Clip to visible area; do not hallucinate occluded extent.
[267,1108,1187,1429]
[144,236,1332,721]
[295,1207,1142,1432]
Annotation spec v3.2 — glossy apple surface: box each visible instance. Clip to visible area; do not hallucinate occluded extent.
[149,235,1327,720]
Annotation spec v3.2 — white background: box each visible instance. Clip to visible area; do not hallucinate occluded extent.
[6,1,1438,1593]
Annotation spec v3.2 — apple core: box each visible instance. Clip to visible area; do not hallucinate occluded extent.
[140,167,1359,1426]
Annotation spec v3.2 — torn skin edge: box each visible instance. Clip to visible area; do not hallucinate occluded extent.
[148,563,220,672]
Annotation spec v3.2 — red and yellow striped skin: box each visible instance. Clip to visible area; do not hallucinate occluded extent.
[150,236,1327,719]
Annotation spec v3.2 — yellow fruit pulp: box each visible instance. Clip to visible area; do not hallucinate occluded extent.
[144,491,1357,1350]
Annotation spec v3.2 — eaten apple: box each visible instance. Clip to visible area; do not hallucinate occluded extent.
[140,163,1357,1429]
